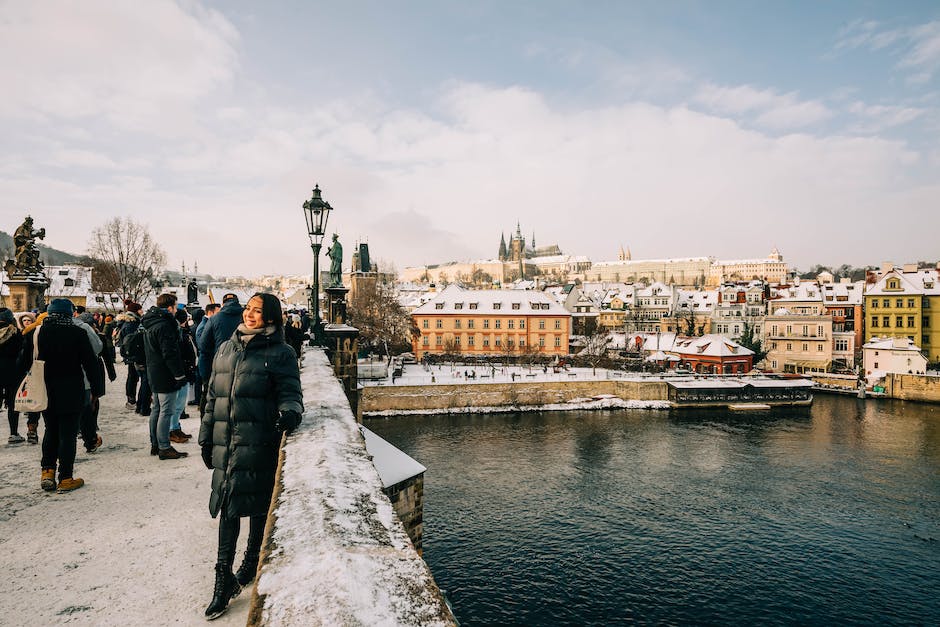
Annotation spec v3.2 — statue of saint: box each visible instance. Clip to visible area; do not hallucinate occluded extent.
[325,233,343,287]
[7,215,46,276]
[187,279,199,305]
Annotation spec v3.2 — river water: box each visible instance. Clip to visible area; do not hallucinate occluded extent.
[366,395,940,625]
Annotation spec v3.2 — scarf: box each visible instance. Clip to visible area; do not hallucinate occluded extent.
[235,323,277,347]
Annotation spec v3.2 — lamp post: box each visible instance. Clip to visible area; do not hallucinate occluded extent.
[303,184,332,345]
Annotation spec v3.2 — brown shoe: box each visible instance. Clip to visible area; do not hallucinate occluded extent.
[169,431,187,444]
[57,477,85,493]
[158,447,189,460]
[41,468,56,492]
[86,434,103,453]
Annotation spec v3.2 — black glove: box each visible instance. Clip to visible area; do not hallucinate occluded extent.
[201,445,213,469]
[275,409,301,435]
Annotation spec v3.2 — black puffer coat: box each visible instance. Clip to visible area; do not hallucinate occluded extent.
[0,318,23,389]
[141,307,186,394]
[198,327,303,519]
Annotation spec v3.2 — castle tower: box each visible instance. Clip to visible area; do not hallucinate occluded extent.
[769,246,782,262]
[498,233,507,261]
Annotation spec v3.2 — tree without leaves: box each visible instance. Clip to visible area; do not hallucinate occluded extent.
[86,217,166,304]
[346,275,417,355]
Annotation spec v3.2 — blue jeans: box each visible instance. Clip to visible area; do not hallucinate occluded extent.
[150,389,183,450]
[169,386,188,431]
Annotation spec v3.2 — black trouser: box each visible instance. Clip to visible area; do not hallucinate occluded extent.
[79,391,99,449]
[2,381,19,435]
[136,368,151,413]
[217,514,265,567]
[125,365,139,403]
[41,408,80,480]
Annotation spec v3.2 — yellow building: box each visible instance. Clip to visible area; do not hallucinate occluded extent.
[763,311,833,373]
[707,248,790,286]
[864,265,940,362]
[411,285,570,359]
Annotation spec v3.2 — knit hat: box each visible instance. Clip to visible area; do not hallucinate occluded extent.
[79,312,96,326]
[0,307,14,325]
[47,298,75,316]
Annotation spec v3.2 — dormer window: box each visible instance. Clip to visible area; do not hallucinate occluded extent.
[469,303,478,310]
[454,303,463,310]
[435,303,444,310]
[512,303,520,310]
[493,303,501,310]
[64,278,75,287]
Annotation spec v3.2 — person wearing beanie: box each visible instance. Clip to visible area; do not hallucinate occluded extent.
[17,299,105,492]
[117,303,148,413]
[0,307,25,444]
[74,311,109,453]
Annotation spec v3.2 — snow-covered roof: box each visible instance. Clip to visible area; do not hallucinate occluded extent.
[671,334,754,358]
[412,284,569,316]
[772,282,823,301]
[668,377,812,389]
[863,337,924,352]
[866,268,940,296]
[360,426,427,487]
[45,265,93,297]
[820,280,864,306]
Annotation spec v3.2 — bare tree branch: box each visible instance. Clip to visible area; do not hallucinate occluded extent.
[86,217,166,303]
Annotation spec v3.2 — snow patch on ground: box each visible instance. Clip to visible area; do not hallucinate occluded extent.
[365,397,670,417]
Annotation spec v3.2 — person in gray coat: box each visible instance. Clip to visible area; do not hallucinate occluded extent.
[198,292,302,620]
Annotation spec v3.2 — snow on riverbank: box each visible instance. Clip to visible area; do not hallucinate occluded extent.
[366,397,670,417]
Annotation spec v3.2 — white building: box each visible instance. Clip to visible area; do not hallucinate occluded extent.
[862,337,928,379]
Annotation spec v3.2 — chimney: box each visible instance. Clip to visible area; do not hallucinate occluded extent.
[881,261,894,274]
[902,263,918,273]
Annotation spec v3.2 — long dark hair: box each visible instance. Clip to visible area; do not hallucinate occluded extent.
[249,292,283,330]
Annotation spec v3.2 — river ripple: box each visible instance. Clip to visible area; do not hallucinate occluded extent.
[367,395,940,625]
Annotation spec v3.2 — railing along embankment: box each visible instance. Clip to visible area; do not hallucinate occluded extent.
[246,348,455,626]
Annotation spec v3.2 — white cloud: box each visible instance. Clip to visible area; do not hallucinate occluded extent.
[693,84,831,129]
[835,19,940,83]
[0,1,238,132]
[847,102,925,132]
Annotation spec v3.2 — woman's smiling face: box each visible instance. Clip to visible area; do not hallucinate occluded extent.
[243,296,266,329]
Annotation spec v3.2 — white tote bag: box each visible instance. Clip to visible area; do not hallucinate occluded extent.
[15,325,48,412]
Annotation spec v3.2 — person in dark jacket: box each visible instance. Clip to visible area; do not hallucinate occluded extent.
[0,307,25,443]
[117,303,146,411]
[194,302,221,417]
[141,293,189,460]
[17,299,104,492]
[198,293,303,620]
[196,294,243,383]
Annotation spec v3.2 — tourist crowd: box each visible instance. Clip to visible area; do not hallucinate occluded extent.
[1,290,308,619]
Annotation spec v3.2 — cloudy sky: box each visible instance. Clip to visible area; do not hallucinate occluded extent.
[1,1,939,278]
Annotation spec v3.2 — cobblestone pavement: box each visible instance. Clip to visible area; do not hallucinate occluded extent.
[0,364,251,626]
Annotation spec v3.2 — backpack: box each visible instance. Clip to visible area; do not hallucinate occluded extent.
[124,328,147,366]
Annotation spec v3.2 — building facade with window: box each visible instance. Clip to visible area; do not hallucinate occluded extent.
[864,266,940,363]
[411,285,571,359]
[763,310,833,373]
[863,337,928,378]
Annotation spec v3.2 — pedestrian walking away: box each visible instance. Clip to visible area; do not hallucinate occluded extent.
[0,307,25,443]
[16,299,104,493]
[198,293,303,620]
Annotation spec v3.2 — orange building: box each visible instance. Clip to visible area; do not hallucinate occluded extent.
[411,285,570,359]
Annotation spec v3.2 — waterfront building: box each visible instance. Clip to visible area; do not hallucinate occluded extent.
[763,309,833,373]
[627,282,677,332]
[821,279,865,368]
[660,289,717,335]
[669,334,754,374]
[709,281,767,340]
[411,285,570,359]
[862,336,928,378]
[707,247,790,286]
[863,264,940,362]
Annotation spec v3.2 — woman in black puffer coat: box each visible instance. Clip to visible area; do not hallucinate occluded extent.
[198,293,303,620]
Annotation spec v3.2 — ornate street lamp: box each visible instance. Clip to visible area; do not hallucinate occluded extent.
[303,184,332,345]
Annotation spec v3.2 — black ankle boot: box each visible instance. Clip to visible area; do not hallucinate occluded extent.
[205,564,240,620]
[235,551,260,587]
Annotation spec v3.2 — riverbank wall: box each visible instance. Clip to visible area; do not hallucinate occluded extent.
[362,379,670,414]
[883,373,940,403]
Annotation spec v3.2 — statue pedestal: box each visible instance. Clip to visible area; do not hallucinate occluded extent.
[3,274,49,312]
[324,285,350,326]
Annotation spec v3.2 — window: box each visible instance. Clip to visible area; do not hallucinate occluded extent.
[64,278,75,287]
[454,319,462,329]
[422,319,429,329]
[874,362,879,369]
[907,316,915,328]
[817,325,823,336]
[554,336,561,347]
[495,319,502,329]
[468,319,475,329]
[435,303,444,310]
[554,320,561,330]
[58,270,69,276]
[539,319,546,330]
[422,336,429,346]
[883,299,890,308]
[817,344,823,352]
[896,298,903,308]
[896,316,903,328]
[469,303,478,310]
[483,319,489,329]
[923,317,930,328]
[772,360,777,369]
[468,336,475,346]
[495,337,501,347]
[519,339,525,347]
[95,295,104,302]
[539,336,546,347]
[541,304,550,310]
[483,338,489,347]
[872,300,878,309]
[883,316,890,327]
[786,343,792,351]
[786,325,792,335]
[454,336,460,346]
[512,303,520,310]
[454,303,463,310]
[802,343,808,352]
[507,320,515,329]
[435,336,442,346]
[872,318,879,328]
[771,341,777,349]
[771,325,778,335]
[519,320,525,329]
[802,325,809,336]
[835,339,848,351]
[908,298,915,308]
[493,303,501,310]
[436,319,443,329]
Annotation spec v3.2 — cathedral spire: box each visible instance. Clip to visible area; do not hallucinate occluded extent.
[498,232,507,261]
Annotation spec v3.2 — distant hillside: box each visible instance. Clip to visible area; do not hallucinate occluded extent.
[0,230,83,267]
